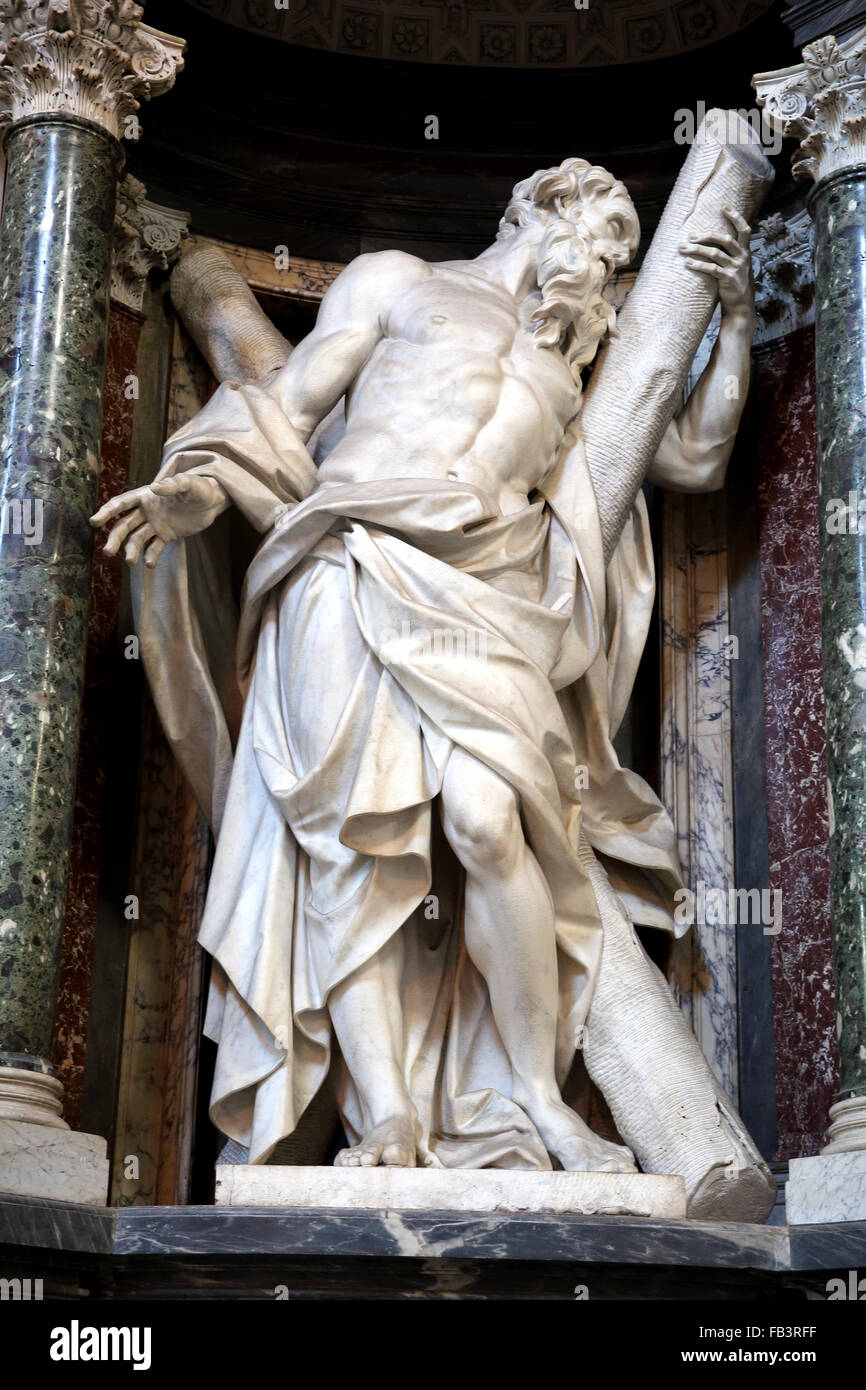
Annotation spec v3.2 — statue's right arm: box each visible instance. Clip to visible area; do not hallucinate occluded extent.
[90,251,425,567]
[268,249,424,440]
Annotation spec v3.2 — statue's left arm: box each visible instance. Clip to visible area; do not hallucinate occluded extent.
[647,209,755,494]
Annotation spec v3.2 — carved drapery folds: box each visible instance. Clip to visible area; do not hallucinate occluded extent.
[0,1,184,135]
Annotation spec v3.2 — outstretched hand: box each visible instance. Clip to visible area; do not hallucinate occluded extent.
[679,208,754,318]
[90,473,228,568]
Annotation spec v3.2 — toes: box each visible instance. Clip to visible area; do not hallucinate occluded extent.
[599,1154,636,1174]
[335,1147,368,1167]
[333,1121,417,1170]
[382,1143,415,1166]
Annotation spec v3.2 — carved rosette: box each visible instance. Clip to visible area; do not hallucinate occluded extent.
[0,1,185,137]
[751,205,815,342]
[754,27,866,184]
[112,172,189,310]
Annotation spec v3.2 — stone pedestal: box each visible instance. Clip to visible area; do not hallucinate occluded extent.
[214,1165,688,1219]
[786,1151,866,1224]
[0,1118,108,1205]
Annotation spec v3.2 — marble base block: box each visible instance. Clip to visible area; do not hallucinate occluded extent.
[215,1165,687,1218]
[786,1151,866,1224]
[0,1118,109,1205]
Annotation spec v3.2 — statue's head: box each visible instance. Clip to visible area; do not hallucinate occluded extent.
[497,158,639,373]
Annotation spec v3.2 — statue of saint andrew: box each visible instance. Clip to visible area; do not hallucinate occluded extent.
[92,160,766,1194]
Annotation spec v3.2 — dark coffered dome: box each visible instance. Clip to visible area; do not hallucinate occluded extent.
[185,0,777,68]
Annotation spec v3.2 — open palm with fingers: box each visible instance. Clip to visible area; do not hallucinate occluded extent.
[90,473,228,568]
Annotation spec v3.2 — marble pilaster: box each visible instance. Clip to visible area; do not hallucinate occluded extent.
[810,168,866,1140]
[53,178,188,1129]
[742,206,838,1160]
[756,27,866,1206]
[661,484,740,1104]
[751,323,838,1157]
[111,317,212,1207]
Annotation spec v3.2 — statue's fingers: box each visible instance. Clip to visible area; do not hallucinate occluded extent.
[682,245,728,269]
[723,208,751,241]
[90,491,142,528]
[143,536,167,569]
[152,475,190,497]
[124,523,155,566]
[683,232,739,255]
[103,507,145,556]
[683,257,724,282]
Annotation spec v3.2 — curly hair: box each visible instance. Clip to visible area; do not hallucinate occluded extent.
[498,158,640,374]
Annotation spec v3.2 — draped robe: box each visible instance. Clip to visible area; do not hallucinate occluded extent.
[133,379,684,1165]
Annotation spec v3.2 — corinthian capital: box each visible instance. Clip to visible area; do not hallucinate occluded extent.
[112,173,188,310]
[0,1,185,137]
[751,206,815,343]
[754,25,866,183]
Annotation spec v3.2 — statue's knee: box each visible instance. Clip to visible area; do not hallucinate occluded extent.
[443,780,521,872]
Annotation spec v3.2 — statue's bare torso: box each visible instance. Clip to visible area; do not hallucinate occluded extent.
[312,256,580,515]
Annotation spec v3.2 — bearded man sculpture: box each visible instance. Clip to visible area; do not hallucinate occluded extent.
[93,126,777,1219]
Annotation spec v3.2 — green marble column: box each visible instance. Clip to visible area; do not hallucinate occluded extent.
[811,165,866,1150]
[0,114,122,1117]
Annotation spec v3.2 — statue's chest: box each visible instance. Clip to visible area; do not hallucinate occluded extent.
[388,281,516,354]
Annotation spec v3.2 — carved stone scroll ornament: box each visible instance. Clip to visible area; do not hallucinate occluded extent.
[111,173,189,311]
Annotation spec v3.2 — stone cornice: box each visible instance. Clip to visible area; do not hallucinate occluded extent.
[202,237,344,304]
[0,2,185,137]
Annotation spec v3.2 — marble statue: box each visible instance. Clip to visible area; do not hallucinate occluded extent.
[92,112,778,1219]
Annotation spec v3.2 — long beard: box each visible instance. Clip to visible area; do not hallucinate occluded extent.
[530,218,617,381]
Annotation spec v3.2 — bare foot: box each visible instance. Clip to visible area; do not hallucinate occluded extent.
[517,1094,638,1174]
[334,1112,418,1168]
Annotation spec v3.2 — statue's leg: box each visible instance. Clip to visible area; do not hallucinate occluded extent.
[277,555,418,1167]
[329,931,420,1167]
[578,836,776,1221]
[439,746,635,1173]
